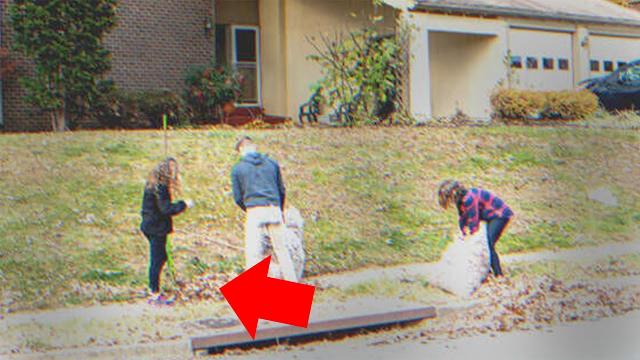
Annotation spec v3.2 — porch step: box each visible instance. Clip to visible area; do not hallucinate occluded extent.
[224,107,289,127]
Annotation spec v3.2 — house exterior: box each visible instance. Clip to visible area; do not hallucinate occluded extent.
[406,0,640,121]
[2,0,640,131]
[214,0,397,122]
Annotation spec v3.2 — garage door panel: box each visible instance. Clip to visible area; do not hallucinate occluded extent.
[509,29,574,91]
[590,35,640,77]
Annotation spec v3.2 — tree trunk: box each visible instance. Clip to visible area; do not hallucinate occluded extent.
[50,108,66,132]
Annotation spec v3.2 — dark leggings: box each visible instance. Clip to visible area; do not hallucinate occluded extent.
[146,234,168,293]
[487,218,510,277]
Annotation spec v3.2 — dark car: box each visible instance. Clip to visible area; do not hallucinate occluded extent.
[582,60,640,112]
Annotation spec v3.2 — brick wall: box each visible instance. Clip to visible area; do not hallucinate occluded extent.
[105,0,215,92]
[1,0,215,132]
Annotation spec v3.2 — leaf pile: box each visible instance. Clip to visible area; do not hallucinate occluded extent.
[422,275,640,339]
[173,272,234,303]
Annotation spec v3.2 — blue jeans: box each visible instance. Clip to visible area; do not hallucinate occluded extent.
[487,218,510,276]
[145,234,167,293]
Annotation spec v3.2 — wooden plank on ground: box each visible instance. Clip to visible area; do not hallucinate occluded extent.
[190,306,436,352]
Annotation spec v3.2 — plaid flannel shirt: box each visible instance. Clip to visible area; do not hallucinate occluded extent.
[458,188,514,235]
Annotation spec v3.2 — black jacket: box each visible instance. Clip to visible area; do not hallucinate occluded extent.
[140,184,186,236]
[231,152,286,211]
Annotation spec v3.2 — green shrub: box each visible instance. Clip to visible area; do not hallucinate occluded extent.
[184,65,242,123]
[306,21,413,126]
[9,0,117,131]
[491,88,599,121]
[91,80,139,129]
[136,89,187,128]
[92,81,187,129]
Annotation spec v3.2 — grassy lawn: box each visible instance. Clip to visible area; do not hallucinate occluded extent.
[1,126,639,310]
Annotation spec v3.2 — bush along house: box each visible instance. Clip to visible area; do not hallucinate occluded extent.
[2,0,640,131]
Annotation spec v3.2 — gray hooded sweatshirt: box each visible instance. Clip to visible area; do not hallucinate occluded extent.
[231,152,286,211]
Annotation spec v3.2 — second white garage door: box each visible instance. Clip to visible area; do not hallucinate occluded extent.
[589,35,640,77]
[509,28,574,91]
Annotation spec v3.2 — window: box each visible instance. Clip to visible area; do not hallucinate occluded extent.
[232,26,260,105]
[510,56,523,69]
[618,61,627,69]
[526,57,538,69]
[558,58,569,71]
[543,58,554,70]
[590,60,600,72]
[604,61,614,72]
[234,29,257,63]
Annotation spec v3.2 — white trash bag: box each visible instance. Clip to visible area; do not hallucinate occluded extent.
[284,207,306,280]
[268,207,306,281]
[428,223,490,298]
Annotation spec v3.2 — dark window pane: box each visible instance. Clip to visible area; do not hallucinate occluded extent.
[510,55,522,69]
[558,58,569,71]
[235,29,257,62]
[526,57,538,69]
[543,58,554,70]
[618,61,627,69]
[604,61,614,72]
[590,60,600,72]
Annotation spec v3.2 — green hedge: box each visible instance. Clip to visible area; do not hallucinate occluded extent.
[92,82,188,129]
[491,88,598,121]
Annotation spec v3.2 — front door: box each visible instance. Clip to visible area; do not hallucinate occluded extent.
[232,26,261,106]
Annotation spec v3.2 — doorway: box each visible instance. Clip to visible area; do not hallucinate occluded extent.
[231,26,261,106]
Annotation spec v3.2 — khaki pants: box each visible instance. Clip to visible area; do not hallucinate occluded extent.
[245,206,298,282]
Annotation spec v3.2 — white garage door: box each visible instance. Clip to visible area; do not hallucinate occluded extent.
[589,35,640,77]
[509,29,574,91]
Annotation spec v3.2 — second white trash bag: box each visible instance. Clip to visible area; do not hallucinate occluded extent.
[428,223,490,298]
[284,207,306,281]
[268,207,306,281]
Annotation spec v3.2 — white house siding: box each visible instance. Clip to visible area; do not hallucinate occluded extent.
[429,31,501,119]
[508,28,575,91]
[407,13,508,121]
[589,34,640,77]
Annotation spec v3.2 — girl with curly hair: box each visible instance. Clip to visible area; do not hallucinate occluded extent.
[140,158,193,305]
[438,180,514,277]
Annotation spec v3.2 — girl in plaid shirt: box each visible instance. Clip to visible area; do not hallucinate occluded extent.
[438,180,514,277]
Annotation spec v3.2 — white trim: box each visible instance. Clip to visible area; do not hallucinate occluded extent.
[509,24,576,34]
[231,25,262,107]
[419,13,505,36]
[588,31,640,39]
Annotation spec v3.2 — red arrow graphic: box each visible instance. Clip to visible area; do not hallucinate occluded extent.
[220,256,316,339]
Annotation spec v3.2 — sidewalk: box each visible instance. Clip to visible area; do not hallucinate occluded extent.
[313,240,640,290]
[4,240,640,358]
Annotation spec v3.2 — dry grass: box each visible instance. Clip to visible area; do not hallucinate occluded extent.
[0,126,638,310]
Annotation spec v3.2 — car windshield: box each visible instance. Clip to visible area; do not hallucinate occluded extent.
[619,65,640,84]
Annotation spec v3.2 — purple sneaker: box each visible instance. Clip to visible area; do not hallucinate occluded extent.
[147,294,175,306]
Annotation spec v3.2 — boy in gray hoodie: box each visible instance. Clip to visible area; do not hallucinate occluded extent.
[231,136,297,281]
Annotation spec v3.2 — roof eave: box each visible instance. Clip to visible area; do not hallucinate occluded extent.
[411,3,640,28]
